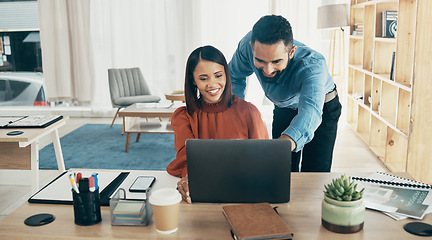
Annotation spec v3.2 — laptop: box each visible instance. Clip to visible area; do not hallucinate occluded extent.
[186,139,291,203]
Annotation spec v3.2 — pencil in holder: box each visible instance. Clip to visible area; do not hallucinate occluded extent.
[72,189,102,226]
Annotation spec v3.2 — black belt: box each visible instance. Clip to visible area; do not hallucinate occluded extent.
[282,89,338,110]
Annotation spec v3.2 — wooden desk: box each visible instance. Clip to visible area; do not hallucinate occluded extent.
[0,172,430,239]
[0,117,68,193]
[118,104,183,152]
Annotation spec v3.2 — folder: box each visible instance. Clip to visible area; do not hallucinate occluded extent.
[28,171,129,206]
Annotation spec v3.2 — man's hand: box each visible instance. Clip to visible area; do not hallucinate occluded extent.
[278,134,296,151]
[177,175,191,204]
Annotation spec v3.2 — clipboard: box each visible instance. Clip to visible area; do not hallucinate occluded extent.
[0,115,63,128]
[28,170,130,206]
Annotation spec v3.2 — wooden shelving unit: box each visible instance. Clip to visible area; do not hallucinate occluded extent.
[347,0,432,184]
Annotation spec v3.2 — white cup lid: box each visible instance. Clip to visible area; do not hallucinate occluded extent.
[149,188,182,206]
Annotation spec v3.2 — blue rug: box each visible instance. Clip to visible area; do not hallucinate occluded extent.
[39,124,176,170]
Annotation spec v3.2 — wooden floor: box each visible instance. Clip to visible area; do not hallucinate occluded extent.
[0,116,387,221]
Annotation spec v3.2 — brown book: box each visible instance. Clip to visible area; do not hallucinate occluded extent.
[222,203,294,240]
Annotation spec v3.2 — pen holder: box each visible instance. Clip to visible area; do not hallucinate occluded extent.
[72,189,102,226]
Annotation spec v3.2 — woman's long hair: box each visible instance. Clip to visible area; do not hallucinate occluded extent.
[184,45,233,115]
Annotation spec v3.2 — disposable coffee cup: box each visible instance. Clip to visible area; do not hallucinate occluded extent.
[149,188,182,234]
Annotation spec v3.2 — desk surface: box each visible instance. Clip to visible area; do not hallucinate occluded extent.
[0,117,68,143]
[0,172,430,240]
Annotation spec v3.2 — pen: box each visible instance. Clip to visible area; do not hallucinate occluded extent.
[92,173,99,190]
[76,172,82,184]
[89,176,95,192]
[69,174,80,193]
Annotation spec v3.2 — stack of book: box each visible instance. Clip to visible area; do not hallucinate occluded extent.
[352,22,364,36]
[112,201,146,224]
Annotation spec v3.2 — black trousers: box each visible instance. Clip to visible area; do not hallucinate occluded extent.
[272,95,342,172]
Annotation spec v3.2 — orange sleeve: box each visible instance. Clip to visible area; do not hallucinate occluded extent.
[246,102,269,139]
[166,107,195,177]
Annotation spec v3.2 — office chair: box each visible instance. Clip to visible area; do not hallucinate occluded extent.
[108,67,161,128]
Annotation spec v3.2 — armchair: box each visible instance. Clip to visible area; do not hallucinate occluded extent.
[108,67,160,127]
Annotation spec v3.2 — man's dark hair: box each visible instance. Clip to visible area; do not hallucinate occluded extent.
[251,15,293,48]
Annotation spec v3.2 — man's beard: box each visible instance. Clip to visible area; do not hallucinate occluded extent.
[258,69,284,83]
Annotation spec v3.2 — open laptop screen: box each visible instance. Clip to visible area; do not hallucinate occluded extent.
[186,139,291,203]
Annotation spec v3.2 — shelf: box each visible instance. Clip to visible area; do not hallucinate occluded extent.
[375,37,397,43]
[347,94,408,138]
[348,65,411,91]
[374,74,411,90]
[127,121,173,134]
[350,0,431,184]
[352,0,398,8]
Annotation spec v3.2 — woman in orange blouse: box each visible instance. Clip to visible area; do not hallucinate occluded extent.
[166,45,268,203]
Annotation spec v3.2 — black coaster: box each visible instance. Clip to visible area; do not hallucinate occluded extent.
[24,213,55,226]
[6,130,23,136]
[404,222,432,237]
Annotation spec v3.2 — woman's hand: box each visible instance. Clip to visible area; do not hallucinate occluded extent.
[177,175,191,204]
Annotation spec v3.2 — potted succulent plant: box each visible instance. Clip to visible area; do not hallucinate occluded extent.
[321,174,365,233]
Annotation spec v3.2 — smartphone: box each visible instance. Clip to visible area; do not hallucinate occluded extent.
[129,176,156,192]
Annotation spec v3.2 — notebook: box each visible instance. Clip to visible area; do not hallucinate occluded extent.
[222,203,294,240]
[186,139,291,203]
[353,172,432,220]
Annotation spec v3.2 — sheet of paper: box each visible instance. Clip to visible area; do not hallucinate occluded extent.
[0,116,25,127]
